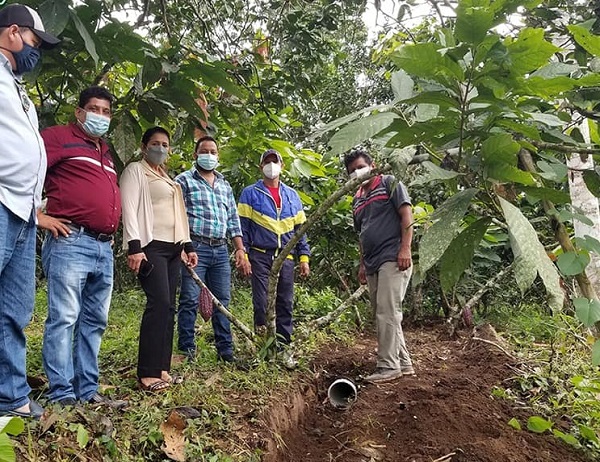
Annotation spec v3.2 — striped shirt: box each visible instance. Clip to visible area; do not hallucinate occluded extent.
[175,167,242,239]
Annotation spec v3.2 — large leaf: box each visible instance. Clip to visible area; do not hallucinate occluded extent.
[520,186,570,204]
[527,416,553,433]
[39,0,70,36]
[573,298,600,328]
[583,170,600,197]
[499,197,563,311]
[556,251,590,276]
[455,2,494,45]
[310,104,391,140]
[482,134,535,185]
[391,43,464,84]
[328,112,398,157]
[419,189,478,274]
[189,61,246,99]
[568,24,600,56]
[439,218,491,293]
[111,112,141,165]
[505,28,560,75]
[70,11,99,65]
[0,433,15,462]
[411,161,461,186]
[391,69,414,101]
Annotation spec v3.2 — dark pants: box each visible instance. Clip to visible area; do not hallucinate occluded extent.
[250,249,295,345]
[137,240,182,378]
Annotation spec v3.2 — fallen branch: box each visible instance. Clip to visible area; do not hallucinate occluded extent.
[184,265,256,352]
[472,337,516,360]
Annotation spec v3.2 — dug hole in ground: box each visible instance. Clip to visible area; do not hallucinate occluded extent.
[256,324,587,462]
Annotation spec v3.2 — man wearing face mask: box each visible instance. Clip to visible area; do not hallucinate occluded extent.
[36,86,127,408]
[0,3,60,420]
[176,136,250,363]
[344,149,414,384]
[238,149,310,369]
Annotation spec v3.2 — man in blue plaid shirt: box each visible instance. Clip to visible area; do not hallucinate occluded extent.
[176,136,250,362]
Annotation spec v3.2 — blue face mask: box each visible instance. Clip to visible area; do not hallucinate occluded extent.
[146,145,168,165]
[196,153,219,171]
[80,111,110,137]
[0,33,40,75]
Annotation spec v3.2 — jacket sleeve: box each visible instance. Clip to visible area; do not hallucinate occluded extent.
[292,191,310,260]
[119,163,143,252]
[237,187,251,252]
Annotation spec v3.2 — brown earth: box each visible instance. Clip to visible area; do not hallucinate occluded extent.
[256,324,588,462]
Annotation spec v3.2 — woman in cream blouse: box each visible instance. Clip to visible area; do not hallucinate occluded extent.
[120,127,198,392]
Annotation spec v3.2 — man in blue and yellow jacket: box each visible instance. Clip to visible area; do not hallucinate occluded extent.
[238,149,310,356]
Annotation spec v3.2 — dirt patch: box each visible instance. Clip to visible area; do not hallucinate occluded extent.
[261,324,587,462]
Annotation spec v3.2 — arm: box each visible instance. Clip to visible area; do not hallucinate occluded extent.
[397,204,413,271]
[293,200,310,278]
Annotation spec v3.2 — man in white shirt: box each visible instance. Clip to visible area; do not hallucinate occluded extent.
[0,3,59,419]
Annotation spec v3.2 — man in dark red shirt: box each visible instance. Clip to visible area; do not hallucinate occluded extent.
[37,86,126,408]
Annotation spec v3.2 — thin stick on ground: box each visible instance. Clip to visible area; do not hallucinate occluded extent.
[184,264,256,352]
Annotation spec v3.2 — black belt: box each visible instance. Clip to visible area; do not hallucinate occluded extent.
[191,235,227,246]
[69,224,114,242]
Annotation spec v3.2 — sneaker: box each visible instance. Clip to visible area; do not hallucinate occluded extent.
[218,354,250,371]
[402,365,416,376]
[0,400,44,419]
[281,350,298,370]
[364,368,403,383]
[82,393,128,410]
[57,397,77,407]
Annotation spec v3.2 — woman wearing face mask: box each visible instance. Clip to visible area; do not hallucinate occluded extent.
[120,127,198,392]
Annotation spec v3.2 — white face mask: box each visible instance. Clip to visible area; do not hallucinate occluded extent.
[262,162,282,180]
[349,166,371,180]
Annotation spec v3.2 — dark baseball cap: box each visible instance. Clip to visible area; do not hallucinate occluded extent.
[260,149,282,163]
[0,4,60,49]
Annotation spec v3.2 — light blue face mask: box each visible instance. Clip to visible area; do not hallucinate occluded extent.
[80,111,110,137]
[146,145,168,165]
[196,153,219,171]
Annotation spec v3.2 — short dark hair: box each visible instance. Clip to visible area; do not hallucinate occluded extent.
[195,135,217,152]
[78,86,114,109]
[343,149,373,172]
[141,126,170,146]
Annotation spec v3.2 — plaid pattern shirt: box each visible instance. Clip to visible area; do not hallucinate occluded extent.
[175,168,242,239]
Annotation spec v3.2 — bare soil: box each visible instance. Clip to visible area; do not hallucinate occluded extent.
[258,324,588,462]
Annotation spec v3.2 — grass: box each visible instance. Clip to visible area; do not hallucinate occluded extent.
[483,301,600,459]
[15,281,361,461]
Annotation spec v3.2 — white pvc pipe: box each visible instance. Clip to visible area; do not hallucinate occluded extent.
[327,378,358,409]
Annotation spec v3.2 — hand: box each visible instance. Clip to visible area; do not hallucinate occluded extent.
[234,250,252,277]
[37,212,71,238]
[127,252,147,274]
[358,264,367,285]
[185,252,198,268]
[397,247,412,271]
[299,261,310,278]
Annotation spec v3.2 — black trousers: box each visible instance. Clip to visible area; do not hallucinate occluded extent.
[137,240,182,378]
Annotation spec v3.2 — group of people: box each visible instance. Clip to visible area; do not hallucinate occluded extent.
[0,3,415,421]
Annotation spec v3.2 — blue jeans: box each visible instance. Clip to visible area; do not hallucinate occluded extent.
[0,204,36,412]
[41,230,114,402]
[178,242,232,357]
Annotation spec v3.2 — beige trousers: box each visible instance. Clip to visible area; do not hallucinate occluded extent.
[367,261,413,370]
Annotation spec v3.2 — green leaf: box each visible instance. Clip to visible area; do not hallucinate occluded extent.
[419,189,478,274]
[414,104,439,122]
[527,416,553,433]
[568,24,600,56]
[290,159,314,178]
[487,163,535,185]
[593,340,600,366]
[557,208,595,226]
[499,197,563,311]
[0,433,15,462]
[411,161,461,186]
[531,62,580,78]
[508,418,521,430]
[76,424,89,449]
[70,11,99,65]
[192,62,246,99]
[520,186,570,204]
[552,429,580,447]
[391,43,464,84]
[537,160,567,182]
[556,251,590,276]
[311,105,391,141]
[0,417,23,436]
[39,0,70,36]
[573,298,600,328]
[583,170,600,197]
[481,134,535,185]
[505,28,560,75]
[455,3,494,45]
[111,112,141,165]
[439,218,491,293]
[575,235,600,255]
[142,56,163,89]
[391,70,414,101]
[328,112,398,157]
[579,424,600,444]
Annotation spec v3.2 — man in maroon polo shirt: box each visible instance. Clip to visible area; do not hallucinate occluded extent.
[37,86,126,408]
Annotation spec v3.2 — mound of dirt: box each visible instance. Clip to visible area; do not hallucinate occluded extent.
[260,324,587,462]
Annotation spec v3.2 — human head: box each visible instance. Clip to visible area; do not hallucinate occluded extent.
[343,149,373,174]
[0,4,60,73]
[141,126,170,166]
[75,86,114,139]
[260,149,283,180]
[194,136,219,171]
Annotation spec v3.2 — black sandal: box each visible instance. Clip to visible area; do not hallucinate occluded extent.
[138,379,171,393]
